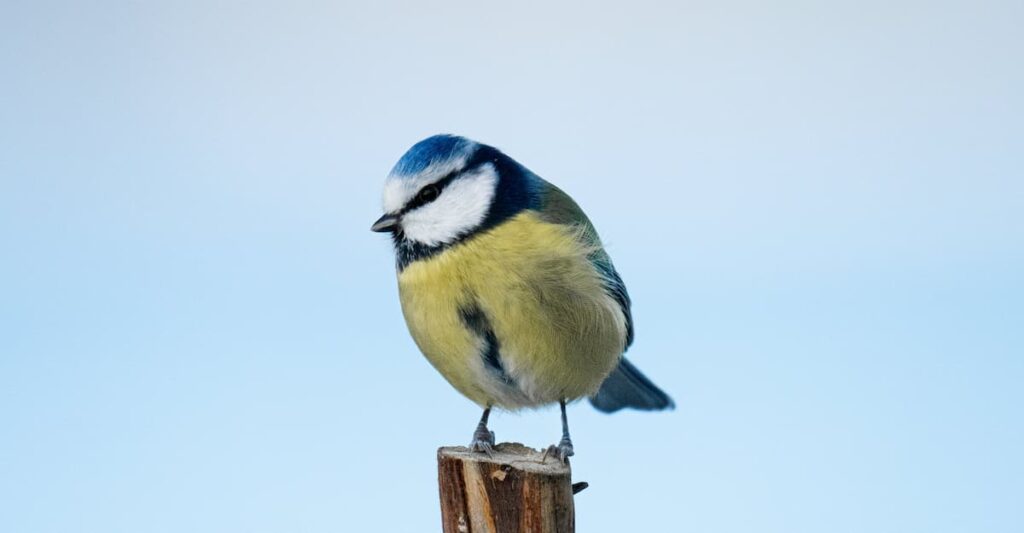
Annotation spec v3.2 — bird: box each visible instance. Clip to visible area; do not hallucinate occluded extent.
[371,134,673,461]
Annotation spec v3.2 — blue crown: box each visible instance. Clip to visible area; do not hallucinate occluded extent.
[390,134,478,177]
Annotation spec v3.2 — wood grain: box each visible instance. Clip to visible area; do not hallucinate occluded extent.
[438,443,577,533]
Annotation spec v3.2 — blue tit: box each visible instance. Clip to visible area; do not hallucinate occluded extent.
[372,134,673,460]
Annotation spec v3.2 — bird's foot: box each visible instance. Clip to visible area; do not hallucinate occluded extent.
[469,427,496,456]
[543,437,574,464]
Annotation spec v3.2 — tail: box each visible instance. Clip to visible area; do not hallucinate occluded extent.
[589,357,675,413]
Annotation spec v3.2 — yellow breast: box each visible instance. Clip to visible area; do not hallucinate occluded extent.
[397,211,627,409]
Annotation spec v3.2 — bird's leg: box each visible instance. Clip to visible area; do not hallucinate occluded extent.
[545,400,575,463]
[469,406,496,456]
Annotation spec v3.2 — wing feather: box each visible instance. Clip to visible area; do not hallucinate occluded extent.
[535,181,634,348]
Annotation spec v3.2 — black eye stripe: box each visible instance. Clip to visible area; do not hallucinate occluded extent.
[400,172,460,214]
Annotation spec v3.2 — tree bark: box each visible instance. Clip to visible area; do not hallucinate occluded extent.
[438,443,579,533]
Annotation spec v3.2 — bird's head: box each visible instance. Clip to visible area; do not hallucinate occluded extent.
[372,135,535,263]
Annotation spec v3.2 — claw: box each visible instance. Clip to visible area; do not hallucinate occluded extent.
[469,429,496,457]
[543,437,574,464]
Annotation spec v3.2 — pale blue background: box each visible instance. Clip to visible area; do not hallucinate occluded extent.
[1,1,1022,532]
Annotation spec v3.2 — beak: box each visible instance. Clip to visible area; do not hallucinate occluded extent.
[370,213,400,233]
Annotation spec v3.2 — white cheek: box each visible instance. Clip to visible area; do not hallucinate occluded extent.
[401,165,498,246]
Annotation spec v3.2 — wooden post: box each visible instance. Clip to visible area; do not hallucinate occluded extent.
[438,443,584,533]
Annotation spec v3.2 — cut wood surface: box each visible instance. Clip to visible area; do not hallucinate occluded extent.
[438,443,582,533]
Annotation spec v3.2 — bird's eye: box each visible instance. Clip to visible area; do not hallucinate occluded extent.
[418,184,440,203]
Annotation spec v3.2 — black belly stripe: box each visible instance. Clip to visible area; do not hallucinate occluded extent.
[459,305,516,386]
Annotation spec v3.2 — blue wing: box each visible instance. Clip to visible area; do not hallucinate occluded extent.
[591,253,634,348]
[534,180,634,347]
[534,180,673,412]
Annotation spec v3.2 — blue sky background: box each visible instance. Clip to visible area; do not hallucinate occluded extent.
[1,1,1021,532]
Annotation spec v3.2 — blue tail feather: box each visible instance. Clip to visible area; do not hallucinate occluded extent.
[589,357,674,413]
